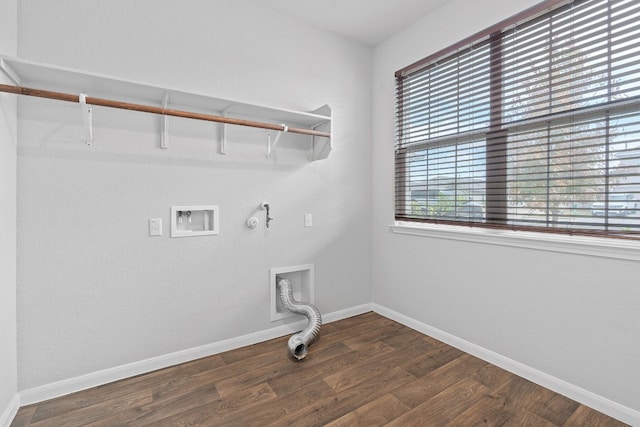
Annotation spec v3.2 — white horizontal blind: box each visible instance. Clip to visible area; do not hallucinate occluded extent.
[395,0,640,239]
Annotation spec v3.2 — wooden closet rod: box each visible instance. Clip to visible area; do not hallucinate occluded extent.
[0,84,331,138]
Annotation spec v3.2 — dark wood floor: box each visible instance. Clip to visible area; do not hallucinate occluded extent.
[11,312,628,426]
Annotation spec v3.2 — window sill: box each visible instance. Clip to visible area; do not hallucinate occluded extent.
[390,221,640,262]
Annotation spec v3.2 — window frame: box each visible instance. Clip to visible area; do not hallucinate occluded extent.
[394,0,640,241]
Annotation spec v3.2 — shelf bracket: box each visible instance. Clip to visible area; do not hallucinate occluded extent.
[161,92,169,149]
[220,105,235,155]
[266,124,287,159]
[79,93,93,146]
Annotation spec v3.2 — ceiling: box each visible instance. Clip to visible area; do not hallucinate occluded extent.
[252,0,450,46]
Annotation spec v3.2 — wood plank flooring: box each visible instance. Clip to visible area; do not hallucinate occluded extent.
[11,312,628,426]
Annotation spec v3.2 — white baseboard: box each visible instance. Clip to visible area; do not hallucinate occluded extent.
[0,394,19,427]
[18,303,373,407]
[323,303,372,323]
[373,304,640,426]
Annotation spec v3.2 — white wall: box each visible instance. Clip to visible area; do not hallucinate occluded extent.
[16,0,640,421]
[0,0,18,423]
[0,0,18,425]
[372,0,640,419]
[17,0,372,391]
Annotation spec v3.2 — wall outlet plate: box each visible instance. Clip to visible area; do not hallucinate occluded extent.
[149,218,162,236]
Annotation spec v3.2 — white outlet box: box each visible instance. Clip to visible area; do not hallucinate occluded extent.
[149,218,162,236]
[304,213,312,227]
[170,205,219,237]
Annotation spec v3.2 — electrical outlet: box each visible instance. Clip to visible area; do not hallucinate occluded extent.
[149,218,162,236]
[304,213,312,228]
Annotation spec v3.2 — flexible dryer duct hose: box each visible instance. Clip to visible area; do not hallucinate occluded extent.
[277,278,322,360]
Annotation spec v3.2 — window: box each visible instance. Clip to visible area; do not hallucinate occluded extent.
[395,0,640,239]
